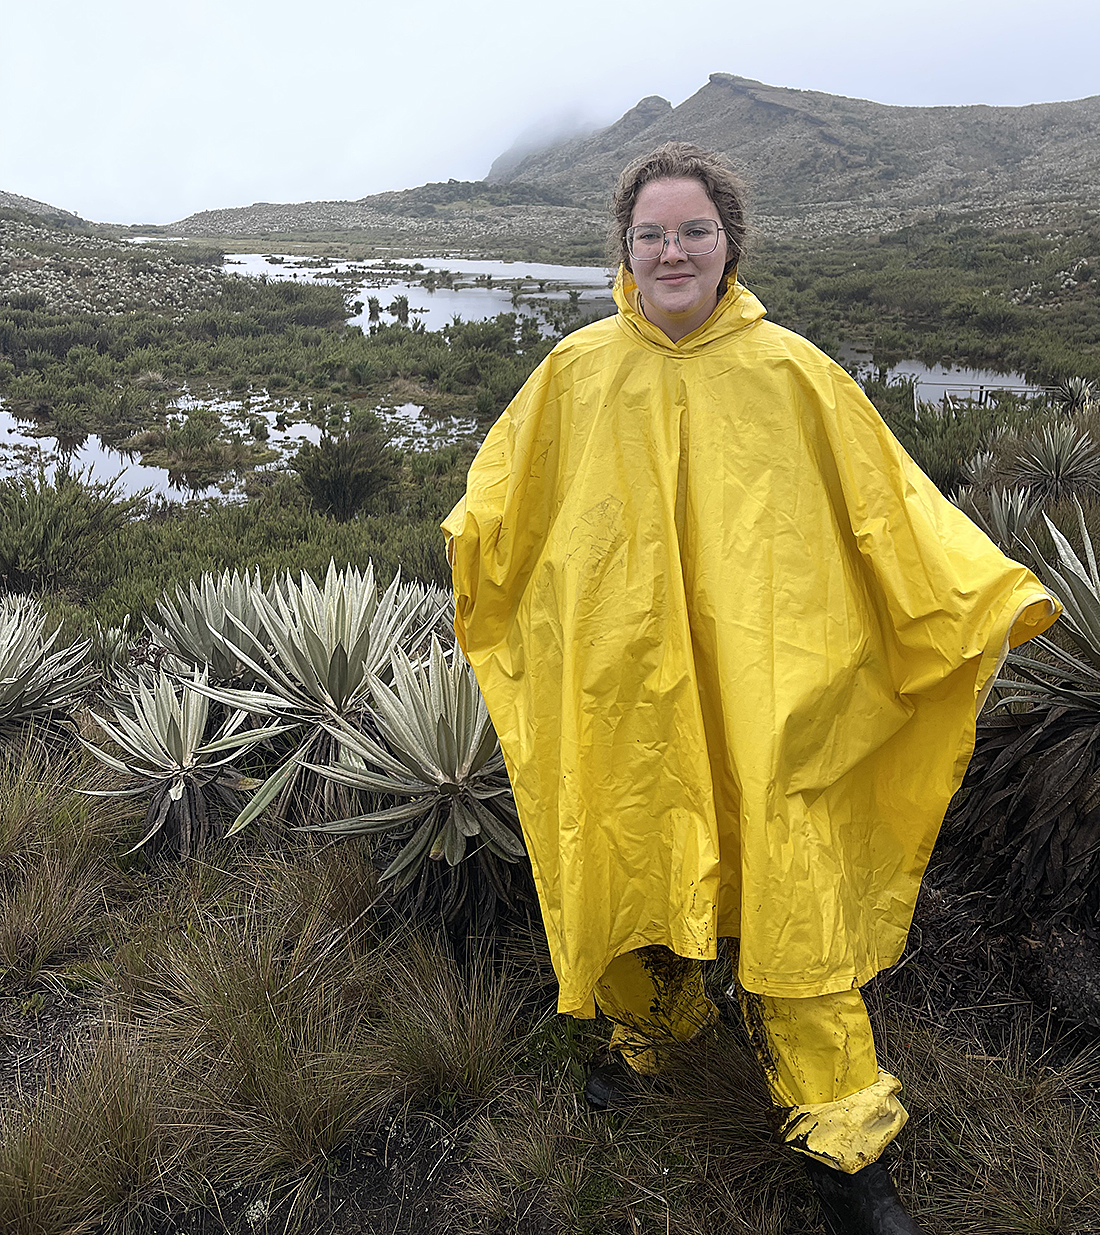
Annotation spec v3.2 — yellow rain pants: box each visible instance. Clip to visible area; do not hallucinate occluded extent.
[595,946,906,1173]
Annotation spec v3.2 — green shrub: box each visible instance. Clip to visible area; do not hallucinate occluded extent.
[1009,420,1100,502]
[0,467,147,594]
[291,428,399,521]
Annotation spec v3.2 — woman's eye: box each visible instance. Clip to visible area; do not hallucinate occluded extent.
[634,229,662,244]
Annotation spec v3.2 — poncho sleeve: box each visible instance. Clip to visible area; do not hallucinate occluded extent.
[442,359,561,669]
[817,369,1057,714]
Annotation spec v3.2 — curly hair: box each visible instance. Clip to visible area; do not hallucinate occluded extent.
[610,142,747,280]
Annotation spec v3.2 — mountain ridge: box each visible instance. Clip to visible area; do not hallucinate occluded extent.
[7,75,1098,242]
[165,74,1099,239]
[492,72,1100,217]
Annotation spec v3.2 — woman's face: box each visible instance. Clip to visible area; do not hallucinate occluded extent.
[628,177,729,342]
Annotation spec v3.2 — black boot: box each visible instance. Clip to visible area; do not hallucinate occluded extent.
[803,1156,926,1234]
[583,1057,637,1111]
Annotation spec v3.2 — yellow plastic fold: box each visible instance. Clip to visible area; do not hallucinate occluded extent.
[594,946,720,1075]
[443,269,1059,1018]
[737,987,880,1109]
[781,1070,909,1174]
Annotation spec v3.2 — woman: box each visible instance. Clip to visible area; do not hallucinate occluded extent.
[443,143,1058,1235]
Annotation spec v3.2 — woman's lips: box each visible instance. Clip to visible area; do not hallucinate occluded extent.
[658,273,693,283]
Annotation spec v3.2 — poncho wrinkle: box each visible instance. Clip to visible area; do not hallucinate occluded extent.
[443,269,1059,1018]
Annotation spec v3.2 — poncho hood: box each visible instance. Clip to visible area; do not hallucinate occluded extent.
[443,283,1057,1018]
[611,264,767,355]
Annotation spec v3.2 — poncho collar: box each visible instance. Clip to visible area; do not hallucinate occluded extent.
[612,264,768,356]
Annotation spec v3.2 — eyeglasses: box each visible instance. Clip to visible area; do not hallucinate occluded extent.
[626,219,725,261]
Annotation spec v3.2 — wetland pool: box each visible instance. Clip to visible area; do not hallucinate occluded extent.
[230,254,1048,401]
[837,345,1046,403]
[224,253,616,333]
[0,250,1050,501]
[0,393,479,501]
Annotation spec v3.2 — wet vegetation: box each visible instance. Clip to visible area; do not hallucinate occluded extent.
[0,247,558,438]
[750,213,1100,383]
[0,210,592,492]
[2,203,1100,1232]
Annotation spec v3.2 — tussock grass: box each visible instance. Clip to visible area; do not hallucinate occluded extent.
[289,837,383,938]
[646,1020,792,1179]
[0,750,135,990]
[1,755,1099,1234]
[0,1029,183,1235]
[108,872,388,1186]
[881,1016,1100,1233]
[372,932,540,1109]
[0,744,132,866]
[456,1078,625,1234]
[454,1025,802,1235]
[0,847,114,989]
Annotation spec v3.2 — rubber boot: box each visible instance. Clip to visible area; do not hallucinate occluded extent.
[583,1057,637,1111]
[803,1157,926,1234]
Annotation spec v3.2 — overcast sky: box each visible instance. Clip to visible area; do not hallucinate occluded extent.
[3,0,1098,225]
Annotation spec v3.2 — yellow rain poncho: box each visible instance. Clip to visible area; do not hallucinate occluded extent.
[443,270,1058,1018]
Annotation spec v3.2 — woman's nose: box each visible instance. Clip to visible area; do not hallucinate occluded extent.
[660,233,687,261]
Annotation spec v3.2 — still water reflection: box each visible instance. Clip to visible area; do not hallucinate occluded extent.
[0,253,1049,501]
[0,393,479,502]
[225,253,615,333]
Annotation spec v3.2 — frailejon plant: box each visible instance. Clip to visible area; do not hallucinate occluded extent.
[945,499,1100,924]
[0,595,97,746]
[82,670,289,858]
[1019,501,1100,685]
[146,568,272,687]
[199,561,444,824]
[1009,420,1100,503]
[953,486,1041,551]
[297,638,530,928]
